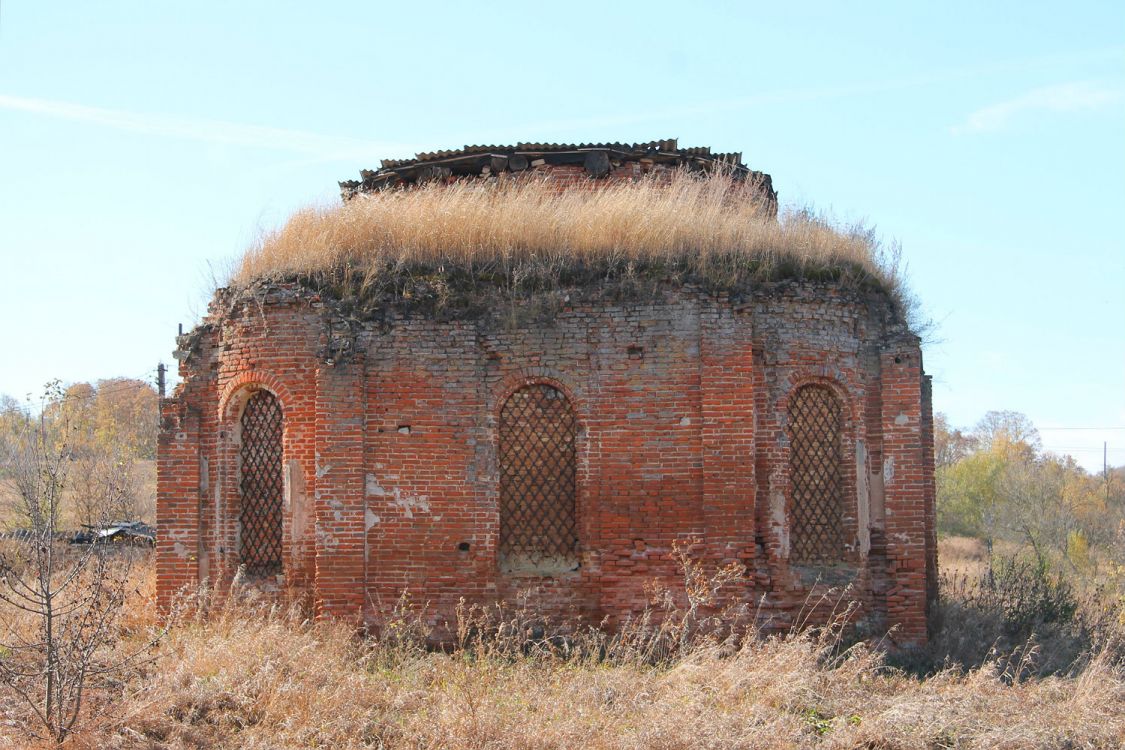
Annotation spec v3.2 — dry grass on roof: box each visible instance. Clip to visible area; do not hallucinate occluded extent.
[236,170,909,314]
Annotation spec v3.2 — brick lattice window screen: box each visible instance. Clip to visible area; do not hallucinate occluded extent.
[239,390,284,577]
[788,385,845,564]
[499,384,578,569]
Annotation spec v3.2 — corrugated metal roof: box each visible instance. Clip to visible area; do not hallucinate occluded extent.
[358,140,740,173]
[342,139,774,211]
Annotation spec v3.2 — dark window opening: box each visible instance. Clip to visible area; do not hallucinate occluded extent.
[499,384,578,574]
[239,389,284,577]
[788,384,845,564]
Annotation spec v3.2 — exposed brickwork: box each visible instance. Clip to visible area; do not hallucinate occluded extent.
[159,274,936,646]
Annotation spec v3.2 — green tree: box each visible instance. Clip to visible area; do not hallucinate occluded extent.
[937,448,1006,541]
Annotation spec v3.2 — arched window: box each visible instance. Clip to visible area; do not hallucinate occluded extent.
[499,384,578,573]
[239,389,284,577]
[787,384,845,564]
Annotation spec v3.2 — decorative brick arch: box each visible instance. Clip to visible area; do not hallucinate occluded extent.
[218,371,295,423]
[493,370,582,417]
[777,373,857,430]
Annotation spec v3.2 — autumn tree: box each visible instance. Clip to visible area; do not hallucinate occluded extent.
[1,379,157,526]
[0,394,28,470]
[42,379,157,461]
[934,412,976,468]
[973,409,1041,456]
[90,378,158,460]
[0,397,159,743]
[937,409,1125,576]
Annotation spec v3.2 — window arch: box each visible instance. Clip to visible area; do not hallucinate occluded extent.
[498,383,578,573]
[239,389,284,577]
[787,384,845,564]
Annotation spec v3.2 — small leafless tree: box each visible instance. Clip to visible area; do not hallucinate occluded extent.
[70,448,138,528]
[0,418,158,744]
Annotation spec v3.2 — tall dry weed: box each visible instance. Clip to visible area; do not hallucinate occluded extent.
[235,171,909,317]
[6,553,1124,748]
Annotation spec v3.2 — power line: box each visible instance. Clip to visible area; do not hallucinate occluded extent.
[1038,427,1125,431]
[3,377,159,412]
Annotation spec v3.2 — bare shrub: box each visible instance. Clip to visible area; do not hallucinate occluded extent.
[924,554,1125,677]
[69,448,138,528]
[0,422,161,744]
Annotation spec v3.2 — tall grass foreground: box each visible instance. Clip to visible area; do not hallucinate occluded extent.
[3,553,1124,748]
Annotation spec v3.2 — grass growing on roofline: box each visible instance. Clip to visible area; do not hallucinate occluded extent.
[236,170,913,319]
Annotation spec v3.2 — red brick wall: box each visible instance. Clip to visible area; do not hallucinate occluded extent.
[159,280,935,646]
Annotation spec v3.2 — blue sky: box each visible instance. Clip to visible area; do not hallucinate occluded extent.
[1,1,1122,470]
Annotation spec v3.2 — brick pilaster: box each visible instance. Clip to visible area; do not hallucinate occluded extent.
[313,356,367,621]
[700,299,757,569]
[921,373,938,621]
[879,342,928,646]
[156,397,201,612]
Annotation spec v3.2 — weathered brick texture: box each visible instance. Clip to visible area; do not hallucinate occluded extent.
[159,275,936,646]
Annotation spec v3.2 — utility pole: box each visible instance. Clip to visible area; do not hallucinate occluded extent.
[156,363,166,400]
[1106,441,1110,505]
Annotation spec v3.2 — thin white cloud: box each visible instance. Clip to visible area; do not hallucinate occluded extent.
[500,47,1125,142]
[0,93,415,160]
[951,81,1123,135]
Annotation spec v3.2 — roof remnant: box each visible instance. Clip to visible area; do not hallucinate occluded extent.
[70,521,156,547]
[340,138,775,205]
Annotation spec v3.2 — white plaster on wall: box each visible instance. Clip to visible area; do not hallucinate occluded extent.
[366,471,431,520]
[883,456,895,484]
[770,490,789,558]
[289,460,310,545]
[894,413,909,426]
[391,490,430,519]
[855,440,870,556]
[365,473,387,497]
[316,525,339,552]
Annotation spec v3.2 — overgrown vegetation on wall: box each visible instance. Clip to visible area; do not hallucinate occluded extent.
[236,171,915,322]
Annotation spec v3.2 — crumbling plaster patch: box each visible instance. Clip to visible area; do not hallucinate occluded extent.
[366,471,430,519]
[855,440,870,555]
[883,456,895,484]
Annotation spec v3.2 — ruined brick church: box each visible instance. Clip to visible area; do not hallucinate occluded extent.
[157,141,937,646]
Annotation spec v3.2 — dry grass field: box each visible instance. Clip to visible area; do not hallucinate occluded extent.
[2,545,1124,749]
